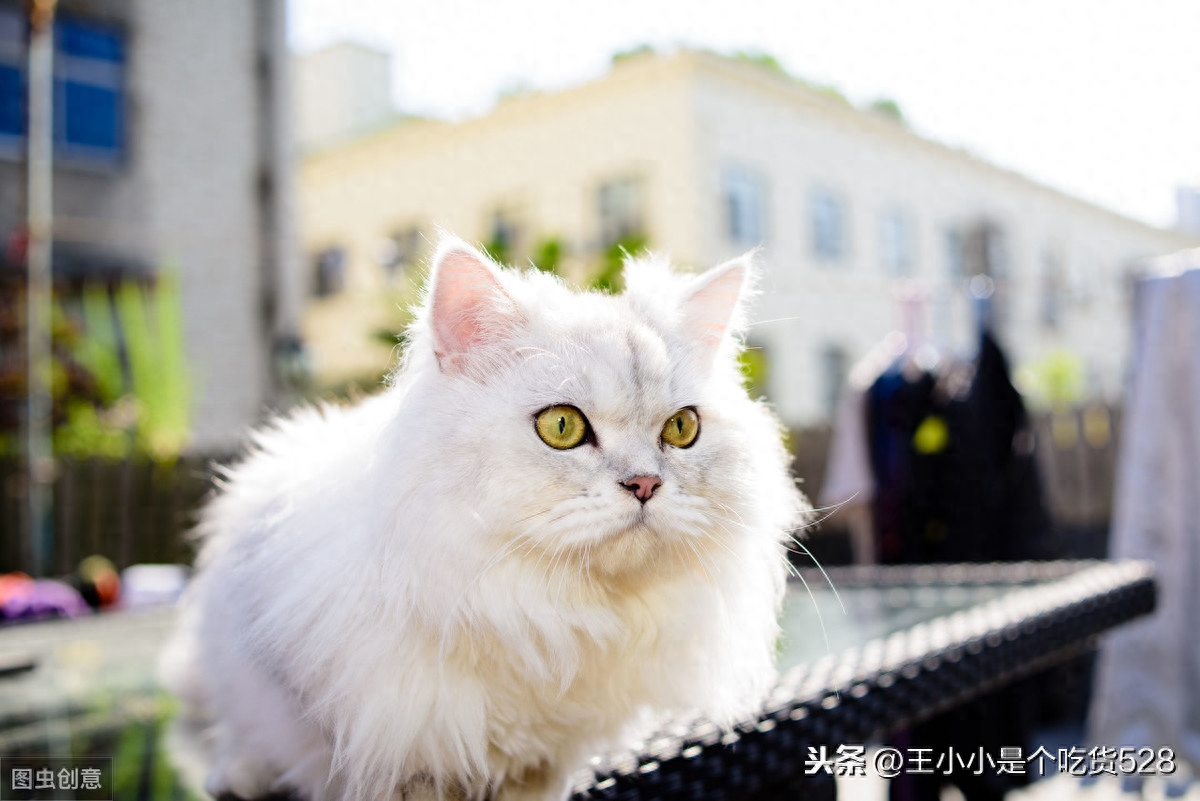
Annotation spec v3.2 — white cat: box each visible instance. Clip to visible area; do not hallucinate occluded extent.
[161,237,806,801]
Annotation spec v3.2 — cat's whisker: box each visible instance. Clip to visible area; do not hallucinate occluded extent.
[708,499,747,525]
[555,375,582,393]
[790,562,840,702]
[746,314,805,328]
[545,540,569,605]
[512,506,557,526]
[678,536,718,585]
[787,536,846,616]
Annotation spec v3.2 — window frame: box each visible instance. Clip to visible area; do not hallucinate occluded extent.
[721,166,766,247]
[880,206,915,276]
[596,175,646,249]
[0,8,126,166]
[810,187,846,263]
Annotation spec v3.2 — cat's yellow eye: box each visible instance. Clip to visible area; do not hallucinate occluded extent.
[535,405,589,449]
[661,408,700,448]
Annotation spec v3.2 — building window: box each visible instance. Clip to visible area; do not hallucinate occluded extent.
[810,189,844,262]
[1040,249,1064,329]
[943,228,965,279]
[722,168,764,246]
[880,207,914,275]
[0,11,21,145]
[0,8,126,163]
[379,227,422,277]
[597,176,645,248]
[819,343,849,418]
[314,246,346,297]
[483,209,520,265]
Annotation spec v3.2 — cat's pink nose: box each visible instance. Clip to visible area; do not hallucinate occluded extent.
[621,475,662,503]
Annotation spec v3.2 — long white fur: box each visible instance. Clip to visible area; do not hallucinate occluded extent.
[161,237,807,801]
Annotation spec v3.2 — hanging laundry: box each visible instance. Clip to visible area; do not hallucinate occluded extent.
[1090,249,1200,779]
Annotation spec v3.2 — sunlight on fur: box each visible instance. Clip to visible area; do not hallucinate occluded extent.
[160,236,809,801]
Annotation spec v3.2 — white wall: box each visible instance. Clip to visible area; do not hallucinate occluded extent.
[295,43,393,152]
[298,51,1197,422]
[131,0,288,451]
[689,56,1195,425]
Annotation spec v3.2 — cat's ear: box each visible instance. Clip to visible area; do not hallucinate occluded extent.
[681,252,755,364]
[428,237,522,375]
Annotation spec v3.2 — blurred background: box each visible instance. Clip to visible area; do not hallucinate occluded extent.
[0,0,1197,575]
[0,1,1199,798]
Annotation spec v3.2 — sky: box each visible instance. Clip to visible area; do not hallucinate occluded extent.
[289,0,1200,231]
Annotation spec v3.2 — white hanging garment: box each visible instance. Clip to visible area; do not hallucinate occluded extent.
[1090,248,1200,772]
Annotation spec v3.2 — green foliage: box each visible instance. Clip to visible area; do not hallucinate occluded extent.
[612,44,655,64]
[481,235,511,267]
[531,236,564,275]
[1015,349,1085,410]
[727,49,851,106]
[733,50,786,74]
[591,235,648,293]
[739,347,769,399]
[74,286,124,403]
[55,274,191,464]
[496,80,536,103]
[55,401,134,459]
[116,274,190,463]
[869,97,906,124]
[810,82,852,106]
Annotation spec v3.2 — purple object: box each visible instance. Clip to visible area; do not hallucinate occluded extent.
[0,579,91,621]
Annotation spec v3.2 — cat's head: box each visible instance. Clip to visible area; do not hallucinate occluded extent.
[397,236,798,581]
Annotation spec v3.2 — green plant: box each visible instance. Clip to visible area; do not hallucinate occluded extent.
[1015,349,1085,410]
[481,235,511,267]
[531,237,564,275]
[868,97,906,124]
[115,273,190,463]
[612,44,654,64]
[56,273,192,464]
[738,347,769,399]
[591,234,648,293]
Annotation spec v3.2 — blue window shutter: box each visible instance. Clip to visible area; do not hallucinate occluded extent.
[52,14,125,161]
[0,64,22,137]
[62,81,120,150]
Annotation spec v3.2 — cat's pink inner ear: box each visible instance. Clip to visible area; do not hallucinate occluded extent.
[682,257,751,358]
[429,242,518,368]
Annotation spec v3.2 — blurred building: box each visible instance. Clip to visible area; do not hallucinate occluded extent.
[1178,185,1200,235]
[296,48,1198,424]
[0,0,302,452]
[294,42,395,153]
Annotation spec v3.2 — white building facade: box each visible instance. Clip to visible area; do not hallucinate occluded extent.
[298,50,1197,425]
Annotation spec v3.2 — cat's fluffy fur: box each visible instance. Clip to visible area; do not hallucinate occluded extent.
[162,237,807,800]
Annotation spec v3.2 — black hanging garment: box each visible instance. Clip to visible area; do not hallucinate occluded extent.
[872,333,1058,801]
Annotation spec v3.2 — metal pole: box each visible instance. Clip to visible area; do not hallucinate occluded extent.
[24,0,56,576]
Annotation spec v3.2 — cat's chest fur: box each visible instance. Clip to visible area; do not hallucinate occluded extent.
[441,578,700,782]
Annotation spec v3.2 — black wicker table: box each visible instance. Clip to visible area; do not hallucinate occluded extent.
[569,559,1156,801]
[0,560,1156,800]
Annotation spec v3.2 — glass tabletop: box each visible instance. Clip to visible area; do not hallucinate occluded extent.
[778,580,1017,671]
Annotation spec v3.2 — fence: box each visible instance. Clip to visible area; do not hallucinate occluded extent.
[792,403,1122,561]
[0,455,222,575]
[0,404,1121,575]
